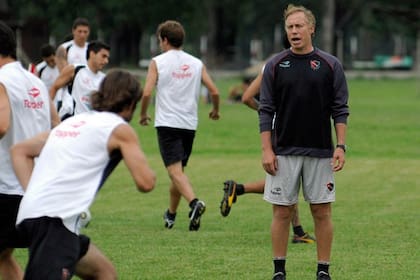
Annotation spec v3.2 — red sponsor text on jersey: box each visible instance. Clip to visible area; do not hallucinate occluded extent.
[24,87,44,109]
[55,129,80,138]
[172,64,192,79]
[24,100,44,109]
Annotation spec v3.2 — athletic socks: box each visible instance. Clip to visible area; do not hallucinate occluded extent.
[317,262,330,274]
[273,257,286,274]
[236,184,245,195]
[293,225,306,237]
[189,198,199,208]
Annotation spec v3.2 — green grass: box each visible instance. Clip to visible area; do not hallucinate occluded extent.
[15,78,420,279]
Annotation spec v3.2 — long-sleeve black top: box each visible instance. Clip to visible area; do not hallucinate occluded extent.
[259,48,349,158]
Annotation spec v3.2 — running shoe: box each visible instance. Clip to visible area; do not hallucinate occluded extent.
[317,271,331,280]
[163,209,176,229]
[220,180,237,217]
[189,200,206,231]
[292,232,316,244]
[272,272,286,280]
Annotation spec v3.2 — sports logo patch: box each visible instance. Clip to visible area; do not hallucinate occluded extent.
[24,87,44,109]
[69,121,86,128]
[180,64,190,71]
[28,87,40,98]
[326,182,334,192]
[271,187,282,196]
[310,60,321,70]
[279,61,291,68]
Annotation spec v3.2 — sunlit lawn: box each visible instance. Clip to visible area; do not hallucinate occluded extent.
[15,77,420,279]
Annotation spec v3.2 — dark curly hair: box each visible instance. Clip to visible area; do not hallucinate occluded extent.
[0,21,17,59]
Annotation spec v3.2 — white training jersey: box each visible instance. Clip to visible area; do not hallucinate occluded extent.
[72,66,105,114]
[16,111,126,234]
[0,61,51,195]
[153,49,203,130]
[35,61,59,90]
[61,40,88,65]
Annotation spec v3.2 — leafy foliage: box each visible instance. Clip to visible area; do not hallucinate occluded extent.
[5,0,419,66]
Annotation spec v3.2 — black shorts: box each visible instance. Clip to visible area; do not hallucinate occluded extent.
[156,126,195,167]
[0,194,28,252]
[17,217,90,279]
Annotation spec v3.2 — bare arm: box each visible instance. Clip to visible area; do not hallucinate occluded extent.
[201,65,220,120]
[261,131,277,176]
[108,124,156,192]
[139,60,157,126]
[49,98,60,128]
[0,84,10,138]
[49,64,75,100]
[242,73,262,111]
[331,123,347,172]
[10,132,50,190]
[55,45,68,72]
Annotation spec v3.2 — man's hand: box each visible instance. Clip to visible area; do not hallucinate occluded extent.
[139,115,151,126]
[262,149,278,176]
[209,110,220,120]
[331,148,345,172]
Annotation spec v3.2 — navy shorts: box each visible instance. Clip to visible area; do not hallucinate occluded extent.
[17,217,90,279]
[0,194,28,252]
[156,126,195,167]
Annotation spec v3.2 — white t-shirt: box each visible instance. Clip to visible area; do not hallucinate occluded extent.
[72,66,105,114]
[153,49,203,130]
[16,111,126,233]
[0,62,51,195]
[61,40,88,65]
[36,61,59,90]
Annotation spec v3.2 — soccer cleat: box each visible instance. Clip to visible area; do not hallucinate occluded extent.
[292,232,316,244]
[272,271,286,280]
[220,180,237,217]
[163,209,176,229]
[189,200,206,231]
[317,271,331,280]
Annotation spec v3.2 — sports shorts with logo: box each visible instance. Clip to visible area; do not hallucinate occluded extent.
[263,155,335,205]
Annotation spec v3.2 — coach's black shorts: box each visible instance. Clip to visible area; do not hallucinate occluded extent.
[17,216,90,279]
[0,194,28,252]
[156,126,196,167]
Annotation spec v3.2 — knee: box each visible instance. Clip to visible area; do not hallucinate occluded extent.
[273,205,294,221]
[98,263,117,280]
[90,262,117,280]
[0,248,13,262]
[311,203,332,221]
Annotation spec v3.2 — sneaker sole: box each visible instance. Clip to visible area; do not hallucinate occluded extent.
[220,181,236,217]
[189,203,206,231]
[164,221,174,229]
[292,238,316,244]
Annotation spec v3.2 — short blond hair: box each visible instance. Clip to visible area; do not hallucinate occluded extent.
[284,4,316,28]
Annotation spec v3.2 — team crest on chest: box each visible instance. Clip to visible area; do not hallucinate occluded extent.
[310,60,321,70]
[279,61,291,68]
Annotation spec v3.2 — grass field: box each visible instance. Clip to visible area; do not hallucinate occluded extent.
[15,77,420,279]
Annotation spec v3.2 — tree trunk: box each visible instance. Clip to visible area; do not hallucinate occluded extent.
[321,0,335,54]
[416,28,420,71]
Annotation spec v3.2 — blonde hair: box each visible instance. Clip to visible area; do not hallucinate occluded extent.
[284,4,316,28]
